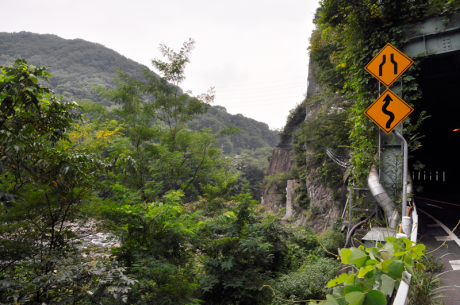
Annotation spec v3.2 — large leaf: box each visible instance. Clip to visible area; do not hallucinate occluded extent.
[366,259,377,266]
[381,259,394,272]
[348,247,368,268]
[345,291,365,305]
[388,260,405,279]
[357,265,374,278]
[365,290,387,305]
[403,253,414,266]
[400,237,414,249]
[325,294,340,305]
[328,273,349,288]
[384,240,396,257]
[380,274,395,296]
[340,248,352,264]
[409,244,425,259]
[344,284,363,294]
[366,248,383,261]
[345,274,356,285]
[332,286,347,305]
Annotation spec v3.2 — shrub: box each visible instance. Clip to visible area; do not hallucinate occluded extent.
[284,227,321,271]
[272,257,340,303]
[318,229,345,257]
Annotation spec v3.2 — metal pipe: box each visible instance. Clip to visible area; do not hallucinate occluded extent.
[344,208,377,248]
[368,165,400,230]
[393,130,408,217]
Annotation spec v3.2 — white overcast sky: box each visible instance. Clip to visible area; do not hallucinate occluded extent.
[2,0,318,130]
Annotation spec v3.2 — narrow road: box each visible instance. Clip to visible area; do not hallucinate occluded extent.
[415,197,460,305]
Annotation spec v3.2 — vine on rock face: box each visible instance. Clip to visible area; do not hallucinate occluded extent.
[296,1,460,304]
[310,0,460,186]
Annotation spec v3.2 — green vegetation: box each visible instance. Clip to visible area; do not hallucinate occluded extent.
[0,43,339,304]
[2,0,455,301]
[296,91,350,188]
[308,0,460,185]
[409,254,447,305]
[0,32,278,156]
[0,59,133,304]
[190,107,278,155]
[272,257,341,303]
[319,236,427,305]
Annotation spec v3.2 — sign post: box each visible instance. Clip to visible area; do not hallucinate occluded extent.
[364,43,414,218]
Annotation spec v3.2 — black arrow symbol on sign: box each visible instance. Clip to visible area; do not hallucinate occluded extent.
[379,53,398,76]
[390,54,398,74]
[379,55,386,76]
[382,94,395,128]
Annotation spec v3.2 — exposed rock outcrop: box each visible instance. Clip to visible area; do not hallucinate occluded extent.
[262,148,292,213]
[304,143,344,232]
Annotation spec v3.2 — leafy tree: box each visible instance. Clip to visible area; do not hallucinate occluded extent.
[197,190,290,304]
[82,40,239,303]
[92,39,231,201]
[232,147,273,199]
[0,59,133,304]
[104,190,202,304]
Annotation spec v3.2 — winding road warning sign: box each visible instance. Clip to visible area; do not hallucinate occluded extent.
[365,43,414,87]
[364,89,414,134]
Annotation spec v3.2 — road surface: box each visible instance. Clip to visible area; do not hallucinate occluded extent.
[415,197,460,305]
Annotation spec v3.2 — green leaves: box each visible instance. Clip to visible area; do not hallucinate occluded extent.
[326,294,342,305]
[331,236,428,305]
[357,265,374,278]
[345,291,365,305]
[388,260,405,279]
[347,247,368,268]
[379,274,395,296]
[343,290,386,305]
[344,284,363,294]
[364,290,387,305]
[340,248,352,264]
[328,273,349,287]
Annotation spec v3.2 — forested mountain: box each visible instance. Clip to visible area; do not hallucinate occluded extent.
[0,31,278,154]
[190,106,278,154]
[0,31,145,104]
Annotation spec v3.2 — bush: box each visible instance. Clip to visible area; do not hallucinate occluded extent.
[198,191,290,305]
[284,227,321,271]
[272,257,340,303]
[318,229,345,257]
[409,254,446,305]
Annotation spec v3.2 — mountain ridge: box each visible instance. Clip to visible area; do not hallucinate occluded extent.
[0,31,278,154]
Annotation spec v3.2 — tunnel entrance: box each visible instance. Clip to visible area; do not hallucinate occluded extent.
[410,52,460,204]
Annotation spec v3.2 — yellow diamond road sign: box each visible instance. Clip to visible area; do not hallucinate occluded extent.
[365,43,414,87]
[365,89,414,134]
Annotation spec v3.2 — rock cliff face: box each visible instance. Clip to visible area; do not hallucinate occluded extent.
[266,148,293,176]
[262,148,292,213]
[261,58,346,233]
[262,139,343,233]
[304,142,344,232]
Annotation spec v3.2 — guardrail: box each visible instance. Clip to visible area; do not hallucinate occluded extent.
[393,203,418,304]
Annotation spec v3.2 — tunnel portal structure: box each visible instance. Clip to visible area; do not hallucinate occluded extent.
[400,13,460,204]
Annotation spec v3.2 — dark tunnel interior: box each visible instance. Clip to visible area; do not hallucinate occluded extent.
[410,52,460,203]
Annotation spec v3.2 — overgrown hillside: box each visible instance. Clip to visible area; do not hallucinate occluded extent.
[0,42,342,305]
[0,31,278,154]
